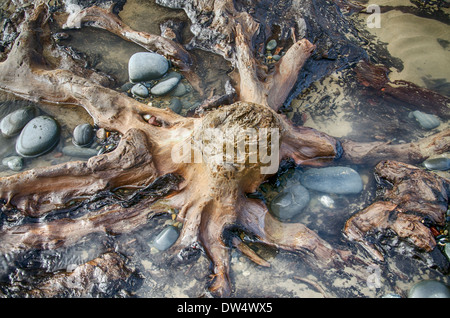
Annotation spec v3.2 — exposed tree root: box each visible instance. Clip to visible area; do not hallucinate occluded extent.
[0,1,448,297]
[341,129,450,165]
[344,160,449,261]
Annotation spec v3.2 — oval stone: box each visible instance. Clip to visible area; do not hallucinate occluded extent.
[266,39,277,51]
[272,54,281,61]
[410,110,440,130]
[150,75,181,96]
[270,183,310,220]
[299,166,363,194]
[2,156,23,171]
[423,157,450,171]
[0,106,36,137]
[152,225,179,251]
[62,145,98,158]
[72,123,95,147]
[170,82,188,97]
[120,82,134,92]
[169,98,182,114]
[128,52,169,82]
[16,116,60,158]
[408,280,450,298]
[131,83,149,98]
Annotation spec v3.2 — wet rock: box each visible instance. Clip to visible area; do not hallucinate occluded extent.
[152,225,179,251]
[299,166,363,194]
[409,110,440,130]
[62,145,98,158]
[272,54,281,61]
[2,156,23,171]
[131,83,149,98]
[120,82,134,92]
[318,195,335,208]
[128,52,169,83]
[72,123,95,147]
[170,82,188,97]
[266,39,277,51]
[408,280,450,298]
[169,98,182,114]
[270,183,310,220]
[0,106,36,137]
[150,72,181,96]
[423,157,450,171]
[16,116,60,158]
[164,71,182,82]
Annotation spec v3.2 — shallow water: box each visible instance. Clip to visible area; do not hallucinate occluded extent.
[0,0,449,298]
[360,0,450,96]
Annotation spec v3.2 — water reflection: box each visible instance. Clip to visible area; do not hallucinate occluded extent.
[361,0,450,96]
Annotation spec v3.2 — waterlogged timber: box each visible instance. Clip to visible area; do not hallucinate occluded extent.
[0,0,448,297]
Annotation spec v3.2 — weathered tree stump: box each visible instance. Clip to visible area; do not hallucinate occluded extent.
[0,0,448,297]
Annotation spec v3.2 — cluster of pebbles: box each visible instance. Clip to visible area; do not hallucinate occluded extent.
[265,166,364,221]
[0,106,59,172]
[121,51,200,116]
[264,39,283,65]
[0,104,116,173]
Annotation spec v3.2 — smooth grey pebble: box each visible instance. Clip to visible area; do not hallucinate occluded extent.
[16,116,60,158]
[128,52,169,82]
[152,225,179,251]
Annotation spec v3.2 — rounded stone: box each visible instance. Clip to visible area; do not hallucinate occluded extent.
[62,145,98,158]
[299,166,363,194]
[120,82,134,92]
[423,157,450,171]
[169,98,182,114]
[150,75,181,96]
[152,225,179,251]
[266,39,277,51]
[2,156,23,171]
[128,52,169,83]
[410,110,440,130]
[408,280,450,298]
[72,123,95,147]
[270,183,310,220]
[170,82,188,97]
[15,116,60,158]
[0,106,36,137]
[272,54,281,61]
[131,83,149,98]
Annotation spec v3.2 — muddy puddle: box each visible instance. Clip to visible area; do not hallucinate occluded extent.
[0,0,449,298]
